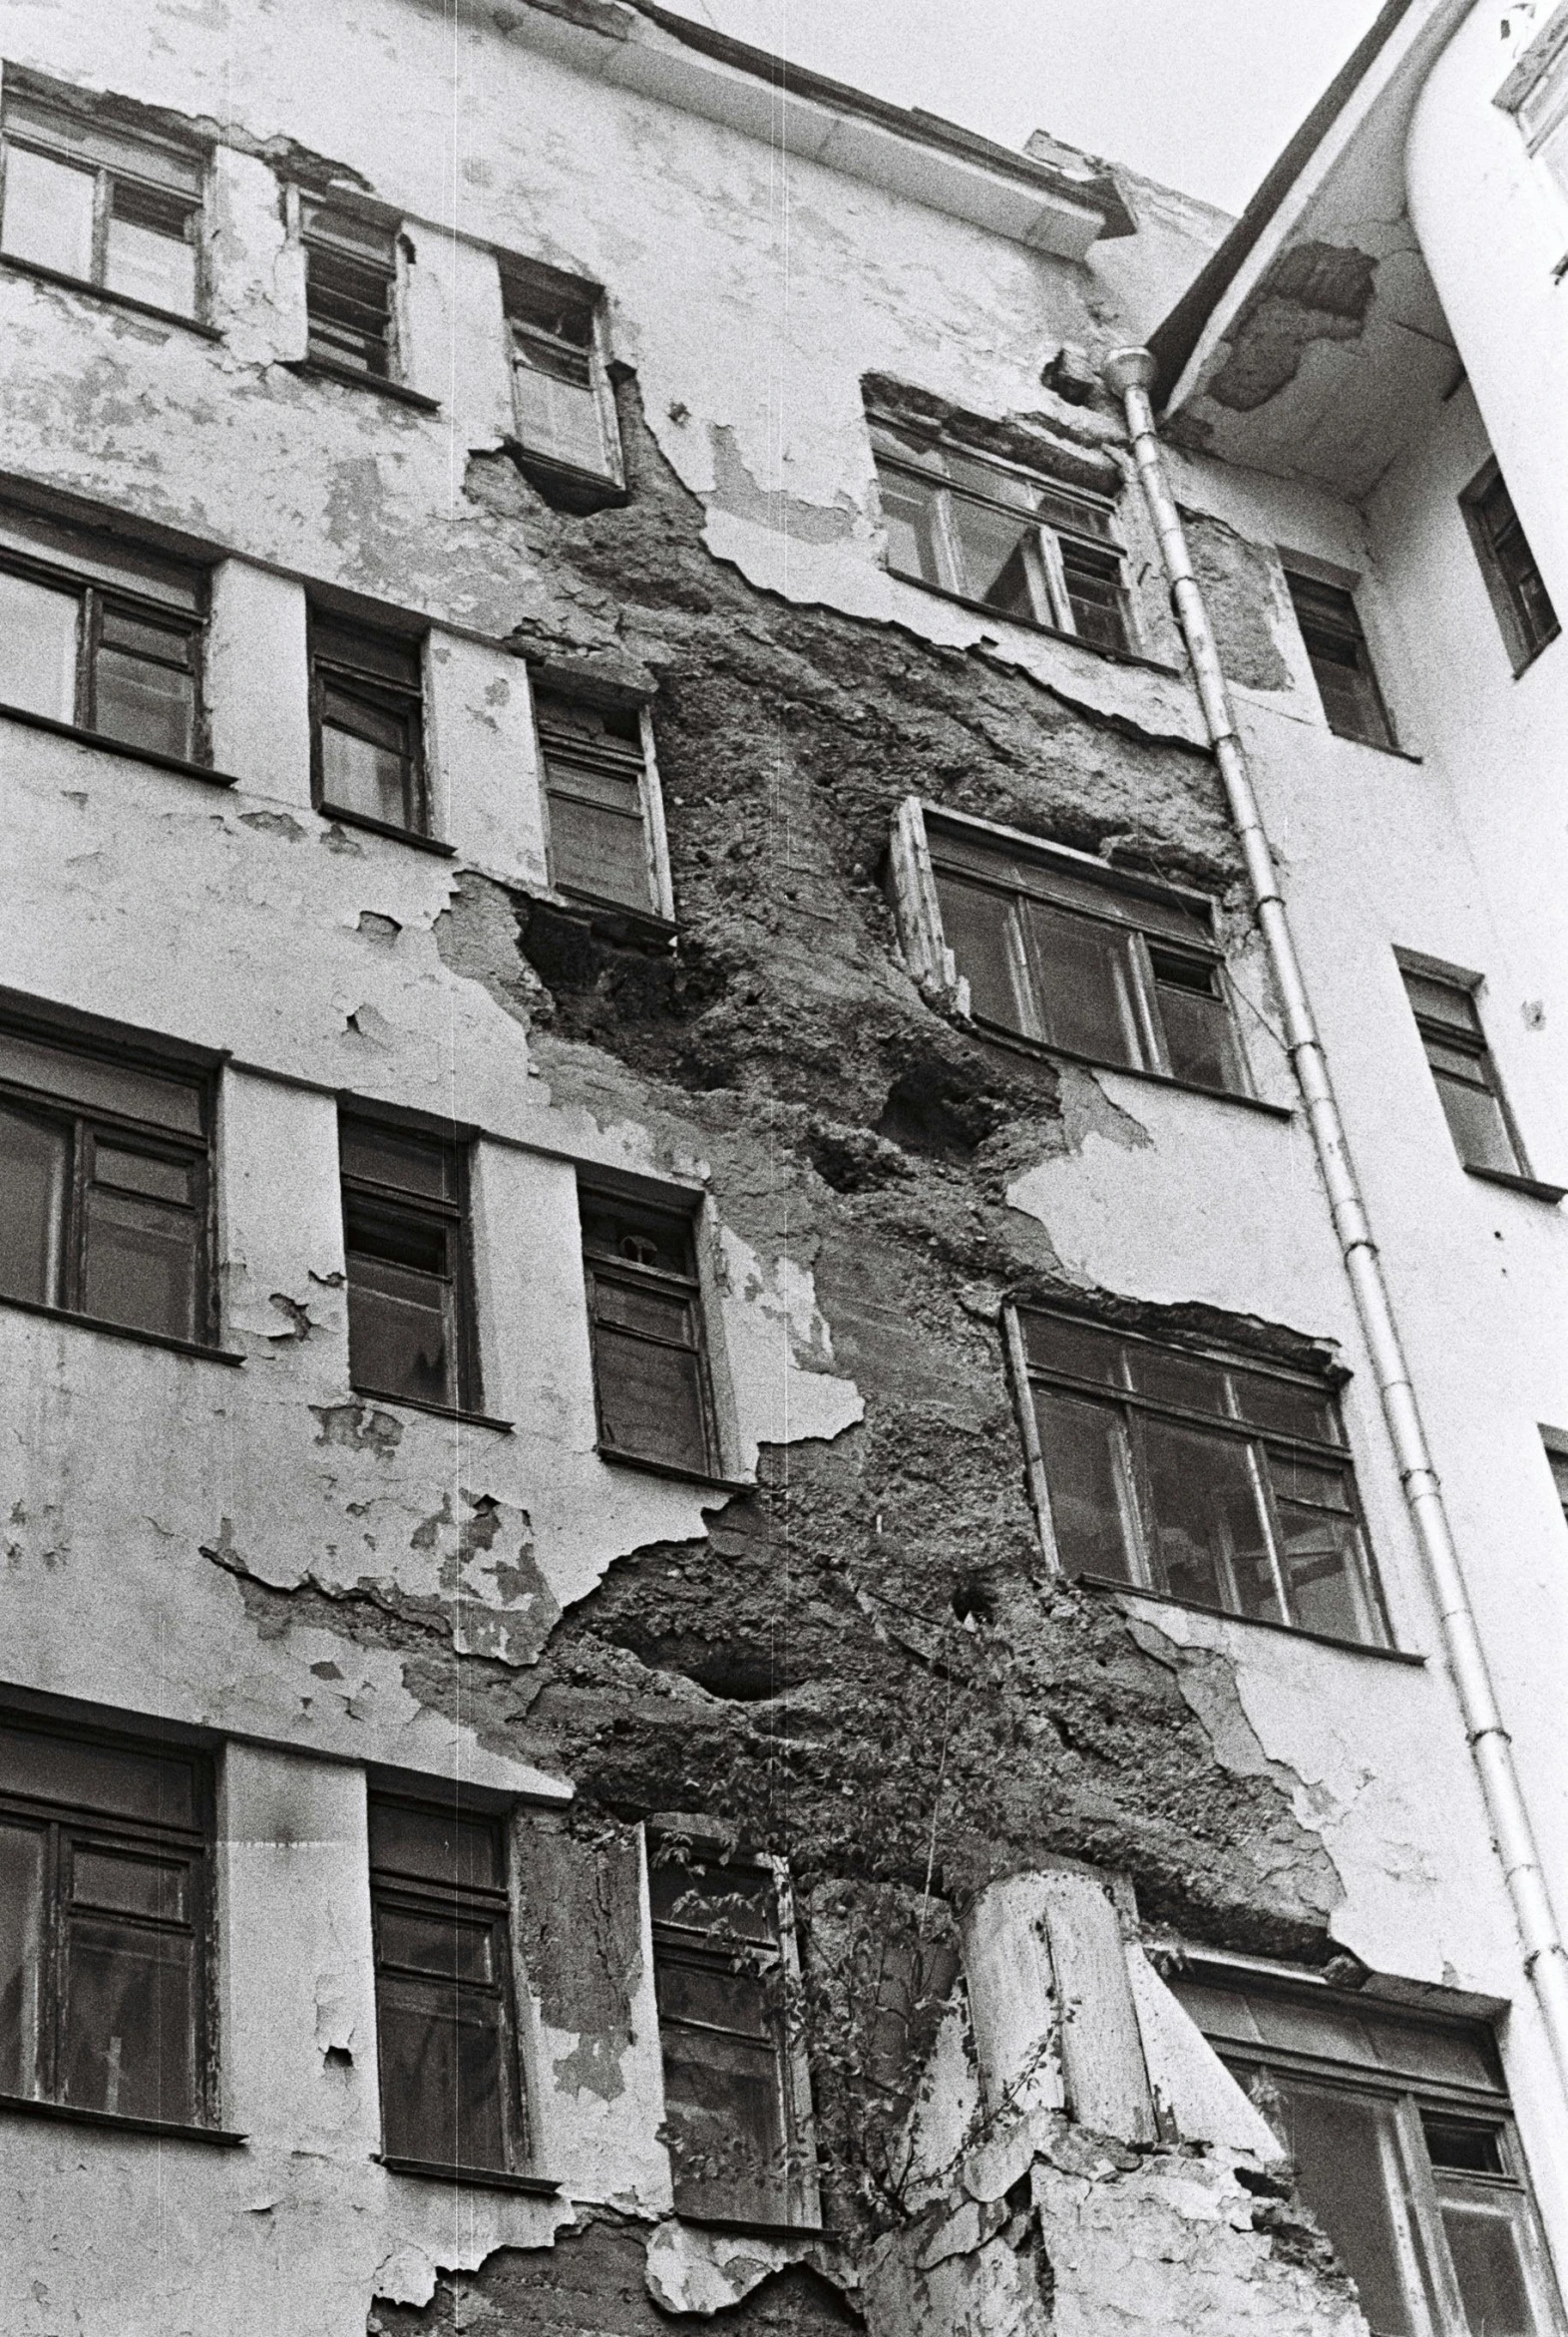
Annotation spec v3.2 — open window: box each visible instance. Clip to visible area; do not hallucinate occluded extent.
[888,799,1248,1096]
[537,691,672,923]
[1009,1306,1389,1647]
[647,1826,819,2229]
[0,78,205,321]
[340,1113,479,1418]
[580,1180,719,1481]
[870,406,1132,651]
[503,257,622,504]
[0,1711,214,2127]
[1461,460,1559,675]
[0,500,205,762]
[298,197,399,380]
[1283,569,1396,749]
[1170,1963,1566,2337]
[309,610,428,840]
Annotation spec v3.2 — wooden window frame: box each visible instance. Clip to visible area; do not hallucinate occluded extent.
[1460,459,1561,676]
[1282,567,1397,750]
[308,610,430,842]
[501,256,624,496]
[297,195,401,383]
[367,1790,531,2181]
[535,691,672,925]
[579,1178,723,1483]
[0,87,206,322]
[339,1111,481,1419]
[1397,958,1534,1184]
[0,547,206,761]
[0,1711,217,2129]
[1006,1303,1391,1649]
[869,414,1135,654]
[0,1014,216,1350]
[645,1823,821,2233]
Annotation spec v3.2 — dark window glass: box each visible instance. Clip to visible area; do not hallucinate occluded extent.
[538,693,654,912]
[0,1719,209,2125]
[649,1847,801,2223]
[928,823,1245,1094]
[504,266,616,479]
[871,422,1130,650]
[0,1024,209,1343]
[1399,967,1523,1177]
[1284,573,1395,749]
[1019,1311,1384,1645]
[301,200,396,377]
[310,613,426,835]
[581,1187,715,1476]
[340,1115,475,1413]
[0,89,202,319]
[369,1796,523,2173]
[1465,463,1559,671]
[0,526,203,758]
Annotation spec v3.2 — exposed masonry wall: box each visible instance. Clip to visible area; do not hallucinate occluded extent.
[0,1,1543,2330]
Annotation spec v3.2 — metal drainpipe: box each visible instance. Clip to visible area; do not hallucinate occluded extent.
[1103,344,1568,2095]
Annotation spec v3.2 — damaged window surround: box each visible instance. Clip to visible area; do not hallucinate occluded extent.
[535,686,675,927]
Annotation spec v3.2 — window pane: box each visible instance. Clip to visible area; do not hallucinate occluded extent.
[0,566,79,720]
[0,143,96,279]
[594,1276,696,1345]
[1438,2190,1540,2337]
[104,185,197,316]
[72,1845,188,1921]
[1019,1313,1124,1384]
[93,642,196,760]
[63,1915,196,2123]
[878,472,945,587]
[933,874,1032,1035]
[1230,1369,1338,1444]
[82,1182,199,1341]
[92,1146,194,1206]
[1125,1346,1227,1415]
[1153,959,1240,1092]
[378,1906,495,1985]
[547,787,651,909]
[1141,1417,1281,1621]
[581,1198,696,1276]
[948,497,1040,620]
[346,1252,455,1406]
[377,1979,507,2168]
[1273,1499,1373,1643]
[656,1953,773,2040]
[1026,901,1143,1068]
[1273,2079,1423,2337]
[1033,1390,1138,1580]
[369,1800,501,1889]
[305,241,394,375]
[513,344,608,474]
[1430,1066,1519,1174]
[1403,974,1479,1036]
[648,1858,779,1945]
[0,1102,68,1306]
[320,717,413,830]
[593,1322,710,1472]
[1059,539,1129,652]
[0,1821,45,2097]
[341,1122,458,1204]
[659,2021,790,2221]
[946,451,1040,512]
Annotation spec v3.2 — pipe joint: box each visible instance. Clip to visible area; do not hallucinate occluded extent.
[1102,345,1157,399]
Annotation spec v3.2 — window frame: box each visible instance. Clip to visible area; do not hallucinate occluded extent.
[1006,1303,1392,1650]
[308,609,430,842]
[501,256,624,496]
[0,86,207,325]
[1175,1966,1566,2337]
[535,690,673,925]
[645,1824,821,2233]
[366,1789,531,2181]
[0,1012,217,1351]
[0,1710,217,2131]
[1282,566,1397,750]
[296,193,401,383]
[1397,958,1534,1185]
[869,412,1137,655]
[1460,459,1561,676]
[339,1110,481,1419]
[579,1178,724,1484]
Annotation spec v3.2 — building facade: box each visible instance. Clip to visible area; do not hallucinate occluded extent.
[2,1,1567,2331]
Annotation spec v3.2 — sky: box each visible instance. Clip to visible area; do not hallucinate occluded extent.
[655,0,1388,214]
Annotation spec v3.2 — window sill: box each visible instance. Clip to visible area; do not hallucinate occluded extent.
[503,438,629,515]
[319,805,457,857]
[0,1292,243,1364]
[1509,627,1560,679]
[887,570,1181,676]
[553,888,679,947]
[1076,1574,1424,1663]
[1317,725,1424,764]
[375,2154,560,2194]
[674,2210,830,2240]
[0,252,223,339]
[1464,1164,1567,1206]
[0,2093,245,2144]
[0,701,236,787]
[351,1386,515,1433]
[963,1018,1294,1119]
[281,356,442,413]
[596,1445,754,1496]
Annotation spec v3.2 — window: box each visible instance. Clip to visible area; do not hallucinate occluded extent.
[503,259,620,487]
[340,1116,477,1414]
[1015,1309,1387,1646]
[1542,1432,1568,1529]
[871,414,1132,651]
[301,199,397,379]
[581,1184,717,1478]
[309,612,427,837]
[905,804,1246,1095]
[0,1016,212,1346]
[1284,571,1395,749]
[1399,966,1525,1179]
[0,1713,212,2126]
[1171,1969,1565,2337]
[538,693,664,916]
[648,1834,816,2226]
[1462,461,1559,673]
[0,502,203,761]
[368,1794,526,2175]
[0,84,203,320]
